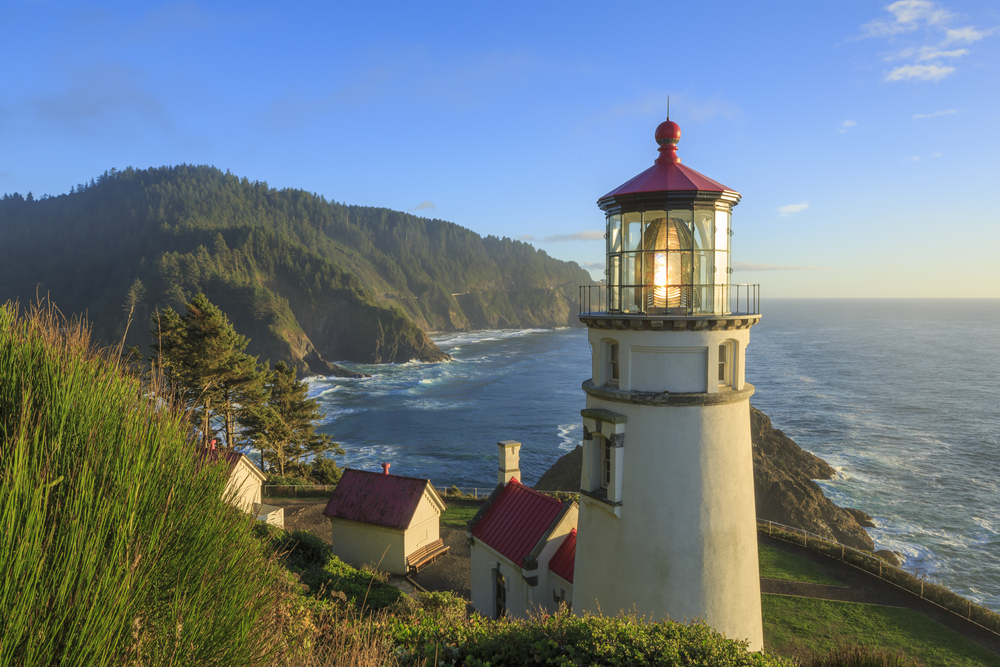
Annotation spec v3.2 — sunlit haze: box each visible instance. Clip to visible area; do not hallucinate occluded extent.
[3,0,998,297]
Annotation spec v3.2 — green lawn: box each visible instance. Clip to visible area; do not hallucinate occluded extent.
[441,504,480,529]
[763,595,1000,666]
[759,543,842,586]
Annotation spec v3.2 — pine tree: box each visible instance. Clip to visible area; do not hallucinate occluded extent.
[243,361,343,476]
[149,293,262,447]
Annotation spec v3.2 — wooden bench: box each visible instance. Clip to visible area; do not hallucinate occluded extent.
[407,539,450,573]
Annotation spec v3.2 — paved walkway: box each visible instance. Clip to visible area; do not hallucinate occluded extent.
[759,534,1000,657]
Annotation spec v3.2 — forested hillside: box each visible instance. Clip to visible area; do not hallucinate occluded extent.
[0,165,592,374]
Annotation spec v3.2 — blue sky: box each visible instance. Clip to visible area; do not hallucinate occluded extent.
[3,0,998,297]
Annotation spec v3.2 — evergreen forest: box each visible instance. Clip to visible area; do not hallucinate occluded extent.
[0,165,592,375]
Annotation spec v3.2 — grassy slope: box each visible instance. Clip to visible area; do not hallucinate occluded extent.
[763,596,1000,666]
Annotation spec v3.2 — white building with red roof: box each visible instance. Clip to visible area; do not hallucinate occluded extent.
[195,445,268,511]
[322,464,447,575]
[467,443,578,619]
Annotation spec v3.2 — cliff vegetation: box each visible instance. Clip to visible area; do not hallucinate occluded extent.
[0,167,592,375]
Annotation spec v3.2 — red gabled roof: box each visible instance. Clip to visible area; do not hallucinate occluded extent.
[195,447,245,473]
[471,479,564,567]
[322,468,435,530]
[599,160,736,200]
[548,528,576,583]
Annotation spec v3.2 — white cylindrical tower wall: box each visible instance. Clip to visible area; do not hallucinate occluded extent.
[573,321,763,650]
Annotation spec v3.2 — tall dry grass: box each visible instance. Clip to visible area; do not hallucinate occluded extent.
[0,300,299,666]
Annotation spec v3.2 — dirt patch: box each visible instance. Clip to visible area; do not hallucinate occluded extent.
[268,499,334,544]
[409,527,472,600]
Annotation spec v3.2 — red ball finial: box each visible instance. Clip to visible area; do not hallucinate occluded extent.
[654,119,681,164]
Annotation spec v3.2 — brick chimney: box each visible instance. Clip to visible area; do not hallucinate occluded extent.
[498,441,521,486]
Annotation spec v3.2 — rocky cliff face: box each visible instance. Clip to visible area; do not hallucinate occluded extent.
[535,406,875,552]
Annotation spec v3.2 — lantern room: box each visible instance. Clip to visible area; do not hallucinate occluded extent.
[597,119,742,316]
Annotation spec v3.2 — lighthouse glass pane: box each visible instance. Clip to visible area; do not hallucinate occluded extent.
[666,209,693,249]
[607,255,620,311]
[715,210,730,253]
[642,210,667,250]
[608,214,622,254]
[693,250,714,313]
[623,253,640,313]
[694,209,714,251]
[624,212,642,251]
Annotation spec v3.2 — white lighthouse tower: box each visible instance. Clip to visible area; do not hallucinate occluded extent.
[572,118,763,650]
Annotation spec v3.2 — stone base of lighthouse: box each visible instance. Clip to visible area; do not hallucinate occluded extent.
[573,317,763,651]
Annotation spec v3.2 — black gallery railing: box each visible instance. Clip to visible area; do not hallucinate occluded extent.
[579,283,760,317]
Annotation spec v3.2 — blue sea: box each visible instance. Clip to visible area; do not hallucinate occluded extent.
[307,299,1000,611]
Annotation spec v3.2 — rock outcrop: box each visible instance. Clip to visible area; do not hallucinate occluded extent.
[535,406,875,552]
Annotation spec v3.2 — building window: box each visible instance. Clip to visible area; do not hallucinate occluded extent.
[719,342,731,388]
[601,438,611,489]
[494,568,506,619]
[606,342,620,388]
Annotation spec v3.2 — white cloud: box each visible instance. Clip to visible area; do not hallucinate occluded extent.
[861,0,954,37]
[732,262,831,271]
[539,230,604,242]
[885,64,955,81]
[410,200,436,211]
[582,261,605,271]
[905,156,921,161]
[913,109,957,119]
[777,202,809,216]
[520,234,535,241]
[943,26,995,44]
[839,120,857,133]
[859,2,995,83]
[917,47,968,60]
[932,152,943,157]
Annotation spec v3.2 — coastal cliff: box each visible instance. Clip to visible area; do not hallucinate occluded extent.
[535,405,875,552]
[0,166,586,376]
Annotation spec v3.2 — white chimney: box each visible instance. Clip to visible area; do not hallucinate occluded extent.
[497,440,521,486]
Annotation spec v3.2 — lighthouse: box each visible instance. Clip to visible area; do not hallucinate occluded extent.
[572,118,763,649]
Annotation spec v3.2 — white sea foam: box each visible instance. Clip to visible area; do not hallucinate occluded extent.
[557,423,581,452]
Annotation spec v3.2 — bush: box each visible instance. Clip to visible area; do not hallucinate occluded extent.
[280,529,333,569]
[390,610,792,667]
[392,591,466,626]
[310,455,343,485]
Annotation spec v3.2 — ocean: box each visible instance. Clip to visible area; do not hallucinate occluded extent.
[308,299,1000,611]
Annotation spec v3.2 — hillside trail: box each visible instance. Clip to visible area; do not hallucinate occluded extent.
[269,499,999,657]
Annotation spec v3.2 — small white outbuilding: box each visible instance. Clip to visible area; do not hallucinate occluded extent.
[468,442,578,619]
[322,465,448,575]
[196,445,282,527]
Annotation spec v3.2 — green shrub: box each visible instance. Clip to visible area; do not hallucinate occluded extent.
[392,591,467,626]
[304,556,404,611]
[309,455,343,485]
[0,301,290,667]
[280,529,333,569]
[390,610,792,667]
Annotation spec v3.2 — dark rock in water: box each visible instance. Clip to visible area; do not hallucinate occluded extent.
[845,507,877,528]
[751,407,874,551]
[874,549,905,567]
[302,348,371,378]
[534,406,875,553]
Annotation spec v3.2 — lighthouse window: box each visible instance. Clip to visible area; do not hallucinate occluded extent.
[606,342,619,388]
[601,439,612,489]
[719,342,732,387]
